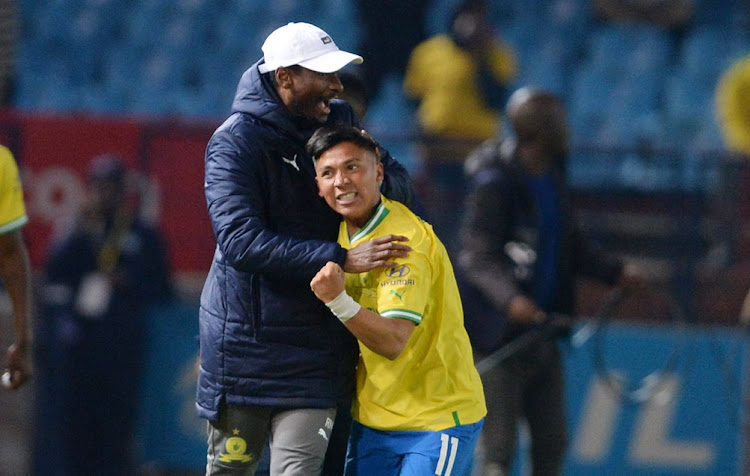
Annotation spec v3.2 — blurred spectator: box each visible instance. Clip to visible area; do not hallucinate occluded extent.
[404,0,517,253]
[0,144,31,391]
[33,154,173,475]
[355,0,431,102]
[338,68,370,123]
[740,286,750,325]
[717,53,750,159]
[715,51,750,275]
[458,88,643,476]
[0,0,17,105]
[594,0,694,29]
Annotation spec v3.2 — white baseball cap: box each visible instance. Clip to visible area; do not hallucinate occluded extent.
[258,22,363,74]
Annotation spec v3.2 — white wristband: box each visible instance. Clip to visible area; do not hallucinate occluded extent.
[325,290,361,323]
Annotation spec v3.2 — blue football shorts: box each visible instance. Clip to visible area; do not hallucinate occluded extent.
[344,418,484,476]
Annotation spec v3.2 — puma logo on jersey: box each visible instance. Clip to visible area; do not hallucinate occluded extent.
[281,155,299,171]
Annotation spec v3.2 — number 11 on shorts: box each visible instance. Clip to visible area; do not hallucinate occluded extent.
[435,433,459,475]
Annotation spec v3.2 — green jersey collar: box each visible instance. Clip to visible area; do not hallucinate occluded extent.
[349,198,390,244]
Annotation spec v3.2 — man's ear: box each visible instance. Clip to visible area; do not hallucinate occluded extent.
[276,67,293,89]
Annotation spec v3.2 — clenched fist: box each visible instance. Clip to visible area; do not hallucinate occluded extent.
[311,262,347,303]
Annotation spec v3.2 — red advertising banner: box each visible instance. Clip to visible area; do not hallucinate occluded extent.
[3,112,216,283]
[19,114,143,268]
[142,125,215,276]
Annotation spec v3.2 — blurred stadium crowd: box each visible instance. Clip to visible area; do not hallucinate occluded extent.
[5,0,749,193]
[1,1,745,176]
[8,3,741,131]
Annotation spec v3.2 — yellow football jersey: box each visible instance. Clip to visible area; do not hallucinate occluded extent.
[0,146,28,235]
[338,196,486,431]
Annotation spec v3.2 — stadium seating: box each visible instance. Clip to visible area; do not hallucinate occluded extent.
[10,0,750,190]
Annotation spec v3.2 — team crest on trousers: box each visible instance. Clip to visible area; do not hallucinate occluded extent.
[219,428,253,463]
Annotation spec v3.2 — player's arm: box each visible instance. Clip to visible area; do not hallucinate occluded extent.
[0,228,32,389]
[311,261,414,360]
[342,305,414,361]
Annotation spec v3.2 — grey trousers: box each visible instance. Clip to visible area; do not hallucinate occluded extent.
[476,338,568,476]
[206,404,337,475]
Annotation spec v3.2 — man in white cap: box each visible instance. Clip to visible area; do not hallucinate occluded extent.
[198,22,416,475]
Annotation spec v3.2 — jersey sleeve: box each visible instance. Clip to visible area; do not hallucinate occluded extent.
[375,250,431,325]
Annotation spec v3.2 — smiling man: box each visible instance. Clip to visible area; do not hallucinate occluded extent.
[307,125,486,476]
[199,22,417,475]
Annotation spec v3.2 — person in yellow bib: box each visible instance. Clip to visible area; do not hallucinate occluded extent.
[308,124,486,475]
[0,144,32,391]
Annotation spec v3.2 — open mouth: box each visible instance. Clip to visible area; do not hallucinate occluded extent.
[336,191,357,202]
[318,98,332,116]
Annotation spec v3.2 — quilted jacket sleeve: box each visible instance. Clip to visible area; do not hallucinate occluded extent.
[204,129,346,280]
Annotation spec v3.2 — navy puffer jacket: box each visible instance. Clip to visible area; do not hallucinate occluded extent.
[196,62,415,421]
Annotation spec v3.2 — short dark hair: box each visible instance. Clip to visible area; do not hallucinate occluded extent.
[306,124,381,162]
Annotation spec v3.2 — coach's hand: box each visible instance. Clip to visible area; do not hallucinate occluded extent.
[343,235,410,274]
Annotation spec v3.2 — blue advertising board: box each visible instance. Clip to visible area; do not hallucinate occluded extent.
[562,323,747,476]
[135,303,748,475]
[136,301,205,471]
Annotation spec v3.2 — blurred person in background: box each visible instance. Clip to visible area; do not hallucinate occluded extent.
[337,68,370,123]
[458,88,643,476]
[593,0,694,29]
[717,52,750,323]
[198,22,416,475]
[404,0,517,254]
[307,124,486,476]
[740,287,750,327]
[0,0,17,105]
[33,154,173,475]
[355,0,431,102]
[717,53,750,160]
[0,144,31,391]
